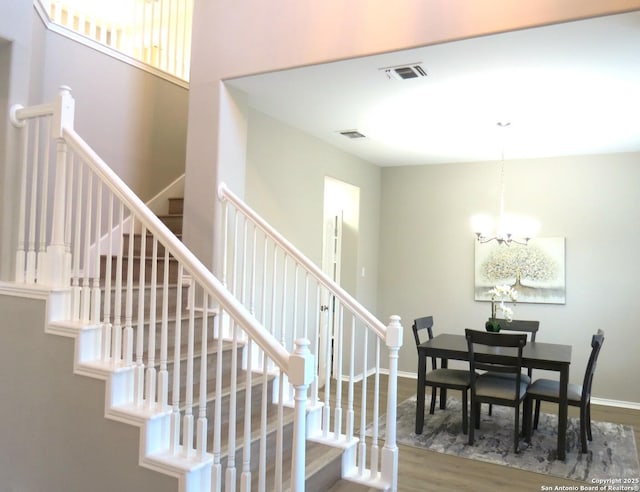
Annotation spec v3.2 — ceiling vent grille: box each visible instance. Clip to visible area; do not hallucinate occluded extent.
[339,130,366,139]
[382,63,427,80]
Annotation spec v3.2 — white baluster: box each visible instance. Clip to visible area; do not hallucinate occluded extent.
[145,237,158,408]
[240,335,253,490]
[289,339,313,492]
[91,182,102,323]
[346,316,356,441]
[358,328,369,476]
[310,281,320,407]
[196,291,208,459]
[157,248,170,409]
[64,150,74,305]
[221,199,229,288]
[112,202,124,363]
[123,214,135,364]
[14,115,28,282]
[333,303,344,439]
[134,226,147,405]
[274,373,284,492]
[249,225,257,316]
[81,172,93,322]
[211,309,224,491]
[322,288,332,438]
[25,118,39,284]
[37,117,51,285]
[280,253,288,349]
[183,265,196,458]
[102,193,114,361]
[370,337,381,476]
[71,162,83,320]
[171,263,183,454]
[232,209,240,299]
[225,320,238,489]
[258,354,268,492]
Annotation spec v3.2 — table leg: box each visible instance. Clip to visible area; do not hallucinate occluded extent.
[439,358,448,409]
[416,350,426,434]
[557,365,569,461]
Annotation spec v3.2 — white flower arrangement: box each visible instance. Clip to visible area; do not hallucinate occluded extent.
[488,284,518,322]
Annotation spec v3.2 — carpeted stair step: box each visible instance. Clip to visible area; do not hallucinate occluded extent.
[157,213,183,235]
[168,197,183,215]
[99,283,189,316]
[100,254,180,282]
[160,340,243,402]
[210,403,344,491]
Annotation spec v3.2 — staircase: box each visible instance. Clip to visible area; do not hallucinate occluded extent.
[5,88,401,491]
[103,195,348,490]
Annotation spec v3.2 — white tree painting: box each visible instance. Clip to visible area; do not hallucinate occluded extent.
[474,237,566,304]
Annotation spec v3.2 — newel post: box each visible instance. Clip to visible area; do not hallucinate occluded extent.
[46,86,75,288]
[381,315,403,491]
[289,338,314,492]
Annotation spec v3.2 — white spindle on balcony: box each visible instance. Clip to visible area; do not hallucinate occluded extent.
[40,0,193,82]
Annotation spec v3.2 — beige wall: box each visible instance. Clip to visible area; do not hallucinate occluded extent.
[184,0,640,270]
[245,109,381,314]
[378,152,640,403]
[245,109,382,376]
[40,29,189,203]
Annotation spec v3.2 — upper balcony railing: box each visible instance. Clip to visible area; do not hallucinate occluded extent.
[38,0,192,84]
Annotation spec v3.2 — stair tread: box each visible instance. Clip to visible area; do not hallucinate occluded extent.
[92,195,345,490]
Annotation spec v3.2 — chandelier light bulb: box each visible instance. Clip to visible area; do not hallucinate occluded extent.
[471,121,539,246]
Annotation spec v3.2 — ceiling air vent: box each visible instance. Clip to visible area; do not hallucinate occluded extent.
[382,63,427,80]
[339,130,366,139]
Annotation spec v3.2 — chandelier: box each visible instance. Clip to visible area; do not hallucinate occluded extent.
[471,122,539,246]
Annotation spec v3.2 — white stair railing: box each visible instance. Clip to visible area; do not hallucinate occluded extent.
[37,0,192,82]
[218,183,403,491]
[9,87,317,492]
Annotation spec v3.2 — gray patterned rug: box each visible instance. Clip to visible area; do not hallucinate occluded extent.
[380,395,640,483]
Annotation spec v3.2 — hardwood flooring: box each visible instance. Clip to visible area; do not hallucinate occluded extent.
[328,376,640,491]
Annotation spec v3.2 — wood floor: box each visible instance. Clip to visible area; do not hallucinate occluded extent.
[329,375,640,491]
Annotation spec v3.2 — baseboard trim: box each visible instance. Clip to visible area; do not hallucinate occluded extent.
[591,397,640,411]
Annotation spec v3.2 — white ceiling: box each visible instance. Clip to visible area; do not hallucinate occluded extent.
[227,11,640,167]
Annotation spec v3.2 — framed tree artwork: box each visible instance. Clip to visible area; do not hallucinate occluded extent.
[474,237,566,304]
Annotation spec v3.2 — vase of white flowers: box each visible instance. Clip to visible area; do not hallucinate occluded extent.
[485,284,518,332]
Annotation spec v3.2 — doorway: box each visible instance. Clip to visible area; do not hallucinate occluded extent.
[318,176,360,383]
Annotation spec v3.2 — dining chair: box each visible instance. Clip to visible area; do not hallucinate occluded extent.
[526,329,605,453]
[413,316,472,434]
[465,328,529,453]
[485,319,540,415]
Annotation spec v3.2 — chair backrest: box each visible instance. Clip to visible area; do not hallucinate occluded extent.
[465,328,527,386]
[582,329,605,403]
[412,316,434,348]
[491,319,540,342]
[412,316,438,370]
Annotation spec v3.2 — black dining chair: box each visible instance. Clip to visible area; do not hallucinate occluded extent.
[485,319,540,415]
[413,316,472,434]
[465,328,529,453]
[526,329,605,453]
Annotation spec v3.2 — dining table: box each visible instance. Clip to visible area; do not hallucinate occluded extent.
[416,333,572,460]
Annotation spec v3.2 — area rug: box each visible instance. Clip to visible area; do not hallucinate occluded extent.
[375,396,640,483]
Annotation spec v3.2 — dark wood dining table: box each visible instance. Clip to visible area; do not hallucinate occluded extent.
[416,333,572,460]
